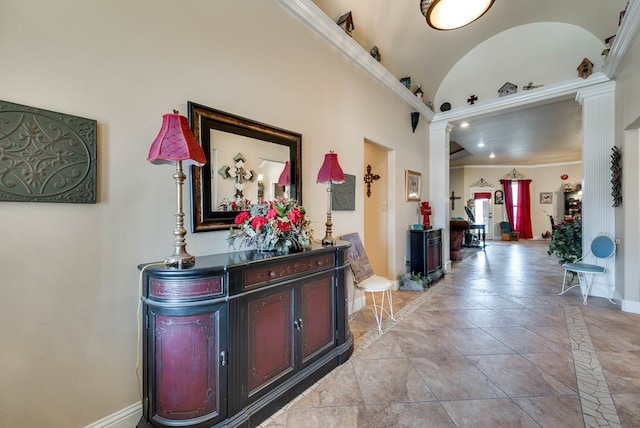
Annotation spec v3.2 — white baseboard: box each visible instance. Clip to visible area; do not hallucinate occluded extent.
[84,402,141,428]
[621,298,640,314]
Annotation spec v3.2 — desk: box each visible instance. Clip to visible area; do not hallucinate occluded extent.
[464,224,486,249]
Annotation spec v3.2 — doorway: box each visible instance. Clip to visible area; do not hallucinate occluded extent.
[470,188,494,240]
[364,141,389,277]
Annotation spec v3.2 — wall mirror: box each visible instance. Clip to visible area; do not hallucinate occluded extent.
[188,102,302,232]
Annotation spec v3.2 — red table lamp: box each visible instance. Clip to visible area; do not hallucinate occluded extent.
[147,111,206,268]
[317,151,345,246]
[277,161,290,186]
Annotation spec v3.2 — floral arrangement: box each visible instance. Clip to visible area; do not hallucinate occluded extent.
[228,198,313,253]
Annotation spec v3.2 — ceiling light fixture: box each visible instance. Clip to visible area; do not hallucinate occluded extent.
[460,122,469,128]
[420,0,494,30]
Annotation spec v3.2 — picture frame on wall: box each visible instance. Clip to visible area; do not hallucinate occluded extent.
[405,170,421,201]
[494,190,504,205]
[540,192,553,204]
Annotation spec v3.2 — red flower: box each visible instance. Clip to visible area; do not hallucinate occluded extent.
[251,216,267,231]
[287,208,303,225]
[277,220,291,232]
[235,211,250,225]
[266,208,277,220]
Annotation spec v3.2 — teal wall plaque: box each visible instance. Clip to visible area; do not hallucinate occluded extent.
[0,100,97,203]
[333,173,355,211]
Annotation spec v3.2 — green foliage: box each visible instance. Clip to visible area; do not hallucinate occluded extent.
[547,218,582,265]
[409,271,429,289]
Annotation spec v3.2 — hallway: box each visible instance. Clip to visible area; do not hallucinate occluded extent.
[260,240,640,427]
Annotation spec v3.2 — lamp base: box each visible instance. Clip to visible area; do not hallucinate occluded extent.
[166,253,196,269]
[321,236,336,246]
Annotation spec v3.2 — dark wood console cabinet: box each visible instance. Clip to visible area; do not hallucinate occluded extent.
[409,229,444,284]
[137,243,352,428]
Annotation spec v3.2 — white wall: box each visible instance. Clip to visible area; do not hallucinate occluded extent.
[450,162,583,239]
[0,1,427,426]
[435,22,606,109]
[615,28,640,310]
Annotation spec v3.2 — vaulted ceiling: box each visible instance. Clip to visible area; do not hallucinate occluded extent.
[299,0,631,166]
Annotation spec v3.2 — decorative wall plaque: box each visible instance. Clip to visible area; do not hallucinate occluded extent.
[333,173,355,211]
[0,100,97,203]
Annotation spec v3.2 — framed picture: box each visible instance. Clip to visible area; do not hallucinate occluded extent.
[494,190,504,205]
[405,170,421,201]
[540,192,553,204]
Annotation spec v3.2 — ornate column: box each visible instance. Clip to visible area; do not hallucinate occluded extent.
[576,80,617,299]
[429,120,454,271]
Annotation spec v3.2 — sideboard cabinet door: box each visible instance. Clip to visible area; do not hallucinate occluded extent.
[246,287,295,396]
[299,272,336,365]
[143,302,228,428]
[240,271,336,406]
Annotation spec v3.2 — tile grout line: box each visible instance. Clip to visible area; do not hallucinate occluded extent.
[564,305,622,428]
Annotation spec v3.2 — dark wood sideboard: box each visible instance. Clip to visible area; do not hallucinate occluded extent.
[409,228,444,284]
[137,242,353,428]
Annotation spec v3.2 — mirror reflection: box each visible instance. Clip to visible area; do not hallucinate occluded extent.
[188,102,302,232]
[211,132,290,210]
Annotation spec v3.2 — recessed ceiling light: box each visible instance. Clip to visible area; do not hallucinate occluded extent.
[460,122,469,128]
[478,142,485,147]
[489,153,495,158]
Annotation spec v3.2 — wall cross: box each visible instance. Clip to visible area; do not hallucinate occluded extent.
[450,191,462,210]
[363,164,380,198]
[467,95,478,105]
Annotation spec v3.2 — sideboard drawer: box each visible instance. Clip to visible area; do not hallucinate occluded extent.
[243,253,335,289]
[149,276,224,300]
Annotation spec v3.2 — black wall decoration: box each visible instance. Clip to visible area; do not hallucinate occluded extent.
[611,146,622,207]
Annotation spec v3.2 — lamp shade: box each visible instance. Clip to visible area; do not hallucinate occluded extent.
[420,0,494,30]
[316,152,345,184]
[277,161,290,185]
[147,113,207,167]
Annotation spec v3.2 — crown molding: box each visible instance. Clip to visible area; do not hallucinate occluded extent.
[603,0,640,79]
[432,73,611,126]
[274,0,434,120]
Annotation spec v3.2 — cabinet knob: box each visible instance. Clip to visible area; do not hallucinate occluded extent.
[268,271,277,278]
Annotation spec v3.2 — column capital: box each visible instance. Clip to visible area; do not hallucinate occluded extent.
[430,120,454,134]
[575,80,616,104]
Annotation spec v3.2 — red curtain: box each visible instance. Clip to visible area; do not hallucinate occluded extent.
[516,180,533,239]
[501,179,533,239]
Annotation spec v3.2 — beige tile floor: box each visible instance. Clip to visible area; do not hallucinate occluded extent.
[260,240,640,427]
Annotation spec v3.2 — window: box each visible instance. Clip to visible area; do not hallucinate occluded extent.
[511,182,519,229]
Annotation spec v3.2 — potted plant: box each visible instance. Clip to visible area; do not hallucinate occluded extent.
[399,271,429,291]
[547,218,582,281]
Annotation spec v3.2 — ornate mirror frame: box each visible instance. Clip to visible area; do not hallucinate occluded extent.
[188,102,302,232]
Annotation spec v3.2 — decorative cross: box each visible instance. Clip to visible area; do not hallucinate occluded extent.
[449,191,462,210]
[467,95,478,105]
[363,164,380,198]
[218,152,256,199]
